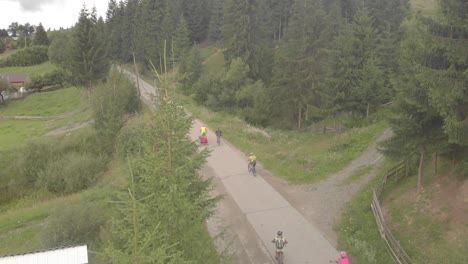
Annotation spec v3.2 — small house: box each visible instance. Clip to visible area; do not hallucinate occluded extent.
[0,73,27,88]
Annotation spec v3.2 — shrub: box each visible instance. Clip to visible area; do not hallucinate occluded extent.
[36,152,107,194]
[27,70,67,91]
[0,45,48,67]
[41,196,109,247]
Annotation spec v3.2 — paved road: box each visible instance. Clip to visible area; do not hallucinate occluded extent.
[127,71,338,263]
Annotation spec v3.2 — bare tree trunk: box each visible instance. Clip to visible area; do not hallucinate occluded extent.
[433,153,438,177]
[366,102,370,118]
[297,107,302,130]
[418,146,426,193]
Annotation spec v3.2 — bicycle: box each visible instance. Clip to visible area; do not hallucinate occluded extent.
[217,135,221,146]
[248,161,256,176]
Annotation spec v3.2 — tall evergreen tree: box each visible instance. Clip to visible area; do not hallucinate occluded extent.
[270,0,331,128]
[418,0,468,147]
[136,0,165,67]
[66,5,110,90]
[207,0,224,41]
[325,6,384,118]
[182,0,210,43]
[383,17,447,192]
[106,64,222,263]
[32,23,49,46]
[172,16,192,59]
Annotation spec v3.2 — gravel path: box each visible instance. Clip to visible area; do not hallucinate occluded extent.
[261,128,393,246]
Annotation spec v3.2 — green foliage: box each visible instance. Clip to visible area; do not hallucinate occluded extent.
[0,40,5,54]
[270,0,331,128]
[0,86,82,116]
[3,129,105,189]
[32,23,50,46]
[66,6,110,88]
[208,0,224,40]
[48,30,71,70]
[0,45,48,67]
[182,0,209,43]
[107,59,222,263]
[27,70,67,91]
[36,152,108,194]
[91,68,140,154]
[179,47,203,94]
[41,195,109,247]
[336,164,395,264]
[325,6,386,119]
[172,16,192,59]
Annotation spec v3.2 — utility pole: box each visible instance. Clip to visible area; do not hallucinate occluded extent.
[132,52,141,97]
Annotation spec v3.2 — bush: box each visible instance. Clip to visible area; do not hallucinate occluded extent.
[0,45,48,67]
[27,70,67,91]
[5,129,107,189]
[36,152,108,194]
[41,196,109,248]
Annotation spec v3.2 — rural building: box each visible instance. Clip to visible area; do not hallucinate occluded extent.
[0,245,88,264]
[0,73,27,87]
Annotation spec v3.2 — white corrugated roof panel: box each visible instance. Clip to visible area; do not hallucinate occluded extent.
[0,245,88,264]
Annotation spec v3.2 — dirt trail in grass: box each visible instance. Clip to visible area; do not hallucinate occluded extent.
[260,128,393,246]
[1,109,87,121]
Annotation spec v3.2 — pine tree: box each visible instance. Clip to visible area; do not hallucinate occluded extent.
[325,6,384,118]
[66,5,110,90]
[418,0,468,147]
[382,17,447,192]
[136,0,165,67]
[172,16,191,59]
[32,23,49,46]
[222,0,253,69]
[207,0,224,41]
[106,54,222,262]
[182,0,209,43]
[270,0,331,128]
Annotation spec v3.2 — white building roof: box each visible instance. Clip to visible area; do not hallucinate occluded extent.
[0,245,88,264]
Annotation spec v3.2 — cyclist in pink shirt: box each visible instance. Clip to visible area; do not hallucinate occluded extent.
[329,251,349,264]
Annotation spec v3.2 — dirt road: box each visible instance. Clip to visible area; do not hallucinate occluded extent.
[126,71,339,263]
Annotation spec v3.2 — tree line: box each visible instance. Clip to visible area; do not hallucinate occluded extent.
[100,0,466,182]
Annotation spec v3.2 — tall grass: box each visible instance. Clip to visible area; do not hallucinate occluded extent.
[335,161,395,264]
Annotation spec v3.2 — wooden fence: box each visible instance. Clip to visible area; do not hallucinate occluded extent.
[371,160,415,264]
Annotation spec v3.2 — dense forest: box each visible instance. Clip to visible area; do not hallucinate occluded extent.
[97,0,467,175]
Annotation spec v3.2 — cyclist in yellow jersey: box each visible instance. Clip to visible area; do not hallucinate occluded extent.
[248,152,257,170]
[200,126,207,136]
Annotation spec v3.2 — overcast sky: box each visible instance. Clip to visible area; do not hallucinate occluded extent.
[0,0,108,31]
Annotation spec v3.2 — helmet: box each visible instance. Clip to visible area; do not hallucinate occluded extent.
[277,230,282,236]
[250,152,254,155]
[340,251,347,258]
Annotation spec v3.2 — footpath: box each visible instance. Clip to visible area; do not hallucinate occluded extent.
[126,71,338,263]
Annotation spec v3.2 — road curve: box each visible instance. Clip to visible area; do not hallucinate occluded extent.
[125,70,339,264]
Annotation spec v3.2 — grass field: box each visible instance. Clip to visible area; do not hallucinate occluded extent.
[0,87,88,151]
[0,61,57,77]
[1,87,84,116]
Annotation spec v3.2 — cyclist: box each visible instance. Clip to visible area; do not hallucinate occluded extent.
[329,251,349,264]
[200,125,207,136]
[247,152,257,171]
[215,128,222,143]
[271,230,287,262]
